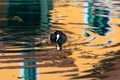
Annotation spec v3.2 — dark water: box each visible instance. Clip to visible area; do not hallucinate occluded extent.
[0,0,120,80]
[0,0,53,80]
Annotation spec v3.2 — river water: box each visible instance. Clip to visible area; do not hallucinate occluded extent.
[0,0,120,80]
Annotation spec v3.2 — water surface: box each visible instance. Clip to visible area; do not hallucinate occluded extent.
[0,0,120,80]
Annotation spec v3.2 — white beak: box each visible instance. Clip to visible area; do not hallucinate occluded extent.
[56,34,60,41]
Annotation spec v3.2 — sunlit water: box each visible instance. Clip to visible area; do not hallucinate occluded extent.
[0,0,120,80]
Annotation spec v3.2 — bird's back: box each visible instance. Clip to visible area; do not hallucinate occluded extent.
[57,32,67,44]
[50,31,67,44]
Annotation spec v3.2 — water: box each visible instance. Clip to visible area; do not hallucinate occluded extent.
[0,0,120,80]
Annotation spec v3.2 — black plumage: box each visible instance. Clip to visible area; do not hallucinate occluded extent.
[50,30,67,50]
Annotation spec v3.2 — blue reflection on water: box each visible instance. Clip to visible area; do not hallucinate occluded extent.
[85,2,111,36]
[22,51,37,80]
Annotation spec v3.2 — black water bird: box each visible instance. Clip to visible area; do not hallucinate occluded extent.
[50,30,67,51]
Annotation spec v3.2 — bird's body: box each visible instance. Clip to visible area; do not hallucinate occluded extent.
[50,30,67,50]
